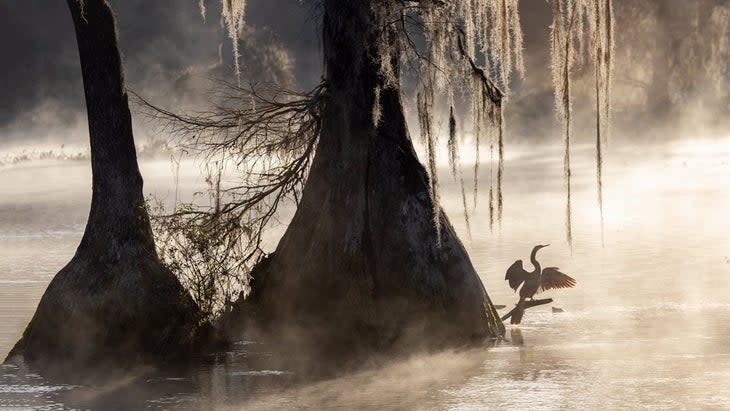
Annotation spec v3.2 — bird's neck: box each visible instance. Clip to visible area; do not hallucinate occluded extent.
[530,249,541,274]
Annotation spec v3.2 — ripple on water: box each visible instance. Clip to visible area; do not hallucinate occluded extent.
[1,144,730,409]
[0,384,78,394]
[0,280,42,285]
[228,370,291,377]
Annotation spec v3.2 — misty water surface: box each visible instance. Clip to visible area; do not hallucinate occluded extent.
[1,137,729,410]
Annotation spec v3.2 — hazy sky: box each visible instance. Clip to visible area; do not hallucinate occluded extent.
[0,1,552,146]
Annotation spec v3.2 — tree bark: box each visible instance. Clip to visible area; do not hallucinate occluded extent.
[4,0,206,378]
[239,1,504,362]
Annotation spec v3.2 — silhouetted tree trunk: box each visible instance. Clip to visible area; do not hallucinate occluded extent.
[4,0,205,378]
[238,1,504,361]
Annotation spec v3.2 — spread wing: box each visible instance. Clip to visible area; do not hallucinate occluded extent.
[540,267,576,292]
[505,260,529,291]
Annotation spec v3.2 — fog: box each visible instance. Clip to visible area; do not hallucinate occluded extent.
[1,0,730,409]
[2,1,726,148]
[2,134,730,409]
[0,0,319,147]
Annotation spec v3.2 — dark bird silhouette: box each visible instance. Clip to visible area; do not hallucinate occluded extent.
[505,244,576,301]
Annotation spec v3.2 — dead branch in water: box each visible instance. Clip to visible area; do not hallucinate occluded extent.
[501,298,553,324]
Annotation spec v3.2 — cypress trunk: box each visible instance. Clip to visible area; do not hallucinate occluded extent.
[4,0,205,377]
[240,1,504,360]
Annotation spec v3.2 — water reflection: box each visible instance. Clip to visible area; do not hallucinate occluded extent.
[509,327,524,346]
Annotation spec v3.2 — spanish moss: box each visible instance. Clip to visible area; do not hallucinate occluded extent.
[473,101,482,210]
[417,86,441,241]
[185,0,614,280]
[199,1,247,82]
[448,106,458,178]
[379,0,513,227]
[551,0,614,247]
[497,106,505,224]
[594,0,614,246]
[198,0,206,21]
[448,106,473,238]
[489,144,495,231]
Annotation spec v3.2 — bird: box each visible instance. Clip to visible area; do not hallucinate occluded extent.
[505,244,576,301]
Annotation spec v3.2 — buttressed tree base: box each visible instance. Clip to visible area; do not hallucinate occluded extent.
[4,0,207,378]
[226,1,505,359]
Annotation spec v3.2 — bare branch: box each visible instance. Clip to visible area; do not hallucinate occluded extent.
[139,80,325,317]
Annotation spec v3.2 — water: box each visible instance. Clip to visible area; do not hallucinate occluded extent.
[1,138,729,410]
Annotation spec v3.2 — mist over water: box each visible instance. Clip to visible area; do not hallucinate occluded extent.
[1,134,729,409]
[1,0,728,408]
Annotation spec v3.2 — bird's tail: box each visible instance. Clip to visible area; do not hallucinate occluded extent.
[511,298,527,325]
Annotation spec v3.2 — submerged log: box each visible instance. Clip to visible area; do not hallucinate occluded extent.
[501,298,553,325]
[4,0,207,378]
